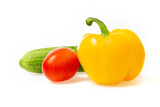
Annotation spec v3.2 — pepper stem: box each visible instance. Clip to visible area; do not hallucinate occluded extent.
[86,17,109,37]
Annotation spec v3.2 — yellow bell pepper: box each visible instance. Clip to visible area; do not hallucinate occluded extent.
[77,17,145,85]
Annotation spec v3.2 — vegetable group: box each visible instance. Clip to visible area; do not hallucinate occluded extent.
[19,17,145,85]
[42,48,80,82]
[77,17,145,84]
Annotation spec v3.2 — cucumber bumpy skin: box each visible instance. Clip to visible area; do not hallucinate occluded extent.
[19,46,84,73]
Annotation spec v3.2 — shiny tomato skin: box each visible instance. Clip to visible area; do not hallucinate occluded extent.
[42,48,80,82]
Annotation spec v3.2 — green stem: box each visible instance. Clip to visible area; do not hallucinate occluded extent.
[86,17,109,37]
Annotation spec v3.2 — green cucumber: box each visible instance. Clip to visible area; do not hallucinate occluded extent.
[19,46,84,73]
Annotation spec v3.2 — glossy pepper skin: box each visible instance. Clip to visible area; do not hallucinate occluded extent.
[77,18,145,85]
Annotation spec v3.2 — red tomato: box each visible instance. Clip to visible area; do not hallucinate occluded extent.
[42,48,80,82]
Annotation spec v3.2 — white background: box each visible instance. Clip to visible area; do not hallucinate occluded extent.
[0,0,160,107]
